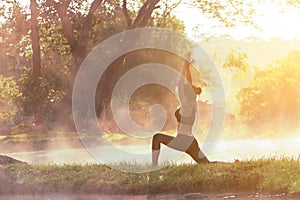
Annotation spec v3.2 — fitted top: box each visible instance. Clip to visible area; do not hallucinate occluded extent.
[175,104,196,126]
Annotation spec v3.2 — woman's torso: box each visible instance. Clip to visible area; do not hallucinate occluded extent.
[175,102,196,136]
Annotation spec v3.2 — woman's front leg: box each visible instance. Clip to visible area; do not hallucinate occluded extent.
[151,133,174,166]
[152,149,160,166]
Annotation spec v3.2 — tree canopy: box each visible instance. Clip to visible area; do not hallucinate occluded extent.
[237,50,300,132]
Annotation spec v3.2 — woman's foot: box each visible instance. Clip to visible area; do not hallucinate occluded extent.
[198,156,210,163]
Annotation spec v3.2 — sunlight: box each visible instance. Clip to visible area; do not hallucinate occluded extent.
[254,1,300,40]
[1,0,300,197]
[173,0,300,40]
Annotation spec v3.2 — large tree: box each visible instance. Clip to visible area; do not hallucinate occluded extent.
[41,0,163,68]
[41,0,258,69]
[38,0,186,116]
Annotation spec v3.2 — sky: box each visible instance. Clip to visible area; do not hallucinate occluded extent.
[173,0,300,41]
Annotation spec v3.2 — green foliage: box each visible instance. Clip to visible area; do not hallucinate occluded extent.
[0,1,31,76]
[237,50,300,130]
[0,75,21,124]
[88,5,128,48]
[19,68,65,119]
[223,49,250,80]
[286,0,300,10]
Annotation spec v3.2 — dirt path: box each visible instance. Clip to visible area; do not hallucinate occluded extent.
[0,193,296,200]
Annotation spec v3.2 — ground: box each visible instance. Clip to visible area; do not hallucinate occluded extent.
[0,155,25,165]
[0,193,297,200]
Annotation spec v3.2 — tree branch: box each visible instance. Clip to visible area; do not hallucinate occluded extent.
[157,0,181,26]
[30,0,41,77]
[45,0,76,49]
[131,0,160,29]
[122,0,132,27]
[81,0,103,44]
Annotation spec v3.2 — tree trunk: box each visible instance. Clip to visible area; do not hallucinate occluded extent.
[30,0,43,125]
[96,0,161,115]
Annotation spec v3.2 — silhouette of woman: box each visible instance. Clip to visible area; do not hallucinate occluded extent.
[152,53,210,166]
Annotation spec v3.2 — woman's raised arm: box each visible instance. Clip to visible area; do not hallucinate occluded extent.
[178,53,192,106]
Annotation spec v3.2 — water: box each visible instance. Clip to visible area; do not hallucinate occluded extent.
[5,137,300,165]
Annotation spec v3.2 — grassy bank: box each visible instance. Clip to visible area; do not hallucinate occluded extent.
[0,157,299,195]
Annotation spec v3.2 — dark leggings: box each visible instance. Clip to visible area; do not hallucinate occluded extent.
[152,133,209,163]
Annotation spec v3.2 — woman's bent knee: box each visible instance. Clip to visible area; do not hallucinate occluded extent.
[152,133,174,150]
[152,133,163,150]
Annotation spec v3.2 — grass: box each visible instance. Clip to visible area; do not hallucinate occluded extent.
[0,157,300,195]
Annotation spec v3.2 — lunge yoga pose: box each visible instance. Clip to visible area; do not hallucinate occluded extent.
[152,53,210,166]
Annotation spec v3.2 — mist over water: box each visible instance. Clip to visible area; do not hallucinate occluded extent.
[5,136,300,165]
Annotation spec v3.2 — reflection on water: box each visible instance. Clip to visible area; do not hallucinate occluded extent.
[5,137,300,165]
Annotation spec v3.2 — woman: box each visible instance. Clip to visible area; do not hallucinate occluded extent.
[152,53,210,166]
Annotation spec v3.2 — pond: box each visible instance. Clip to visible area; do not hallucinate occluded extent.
[5,137,300,165]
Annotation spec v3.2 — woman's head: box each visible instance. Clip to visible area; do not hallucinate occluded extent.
[184,83,202,100]
[192,85,202,95]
